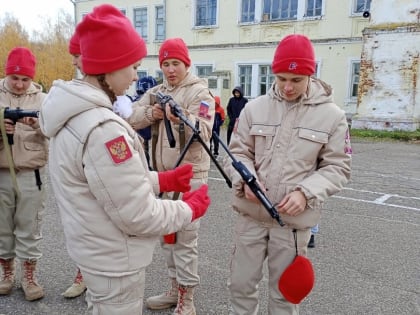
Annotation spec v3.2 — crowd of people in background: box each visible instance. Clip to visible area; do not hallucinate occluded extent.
[0,3,351,315]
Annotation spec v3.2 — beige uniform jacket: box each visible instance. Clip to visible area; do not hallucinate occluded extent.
[129,72,215,175]
[0,78,47,170]
[224,78,352,229]
[40,79,193,275]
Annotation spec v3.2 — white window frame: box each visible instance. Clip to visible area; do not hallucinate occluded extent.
[262,0,298,21]
[134,7,148,41]
[349,60,360,100]
[304,0,323,18]
[240,0,257,23]
[258,65,275,96]
[351,0,371,15]
[155,5,165,42]
[194,0,218,28]
[241,0,322,23]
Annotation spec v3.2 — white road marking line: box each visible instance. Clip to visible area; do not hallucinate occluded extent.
[332,195,420,212]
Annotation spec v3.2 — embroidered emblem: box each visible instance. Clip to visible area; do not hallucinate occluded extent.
[105,135,133,164]
[288,62,297,71]
[198,101,212,120]
[13,66,20,72]
[344,129,352,155]
[163,50,169,58]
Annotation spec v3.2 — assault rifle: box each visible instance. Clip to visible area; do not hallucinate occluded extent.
[2,107,39,145]
[154,91,232,188]
[214,131,285,226]
[154,92,176,148]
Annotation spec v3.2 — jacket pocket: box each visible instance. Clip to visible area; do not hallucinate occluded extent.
[292,128,328,162]
[249,124,276,151]
[24,141,43,151]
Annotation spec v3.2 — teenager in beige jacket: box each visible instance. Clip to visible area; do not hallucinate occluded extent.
[129,38,215,315]
[224,34,352,315]
[0,47,48,302]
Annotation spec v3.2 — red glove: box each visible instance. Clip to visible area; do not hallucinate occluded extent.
[158,164,193,193]
[182,184,211,222]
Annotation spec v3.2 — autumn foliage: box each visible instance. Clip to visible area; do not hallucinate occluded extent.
[0,10,75,92]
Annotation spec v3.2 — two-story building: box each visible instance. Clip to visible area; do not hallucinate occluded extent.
[72,0,373,118]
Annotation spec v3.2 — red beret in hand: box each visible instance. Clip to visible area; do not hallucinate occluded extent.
[278,255,315,304]
[158,164,193,193]
[182,184,211,222]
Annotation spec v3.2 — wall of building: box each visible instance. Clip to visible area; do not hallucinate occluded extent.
[352,0,420,130]
[73,0,372,115]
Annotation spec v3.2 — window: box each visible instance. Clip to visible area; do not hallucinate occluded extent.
[137,71,148,79]
[238,65,252,98]
[155,70,163,82]
[263,0,298,21]
[155,6,165,41]
[134,8,148,41]
[195,65,213,77]
[311,61,321,78]
[258,65,274,96]
[353,0,371,13]
[195,0,217,27]
[306,0,322,17]
[120,9,126,16]
[241,0,255,23]
[350,61,360,98]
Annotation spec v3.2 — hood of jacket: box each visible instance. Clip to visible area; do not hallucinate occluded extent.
[269,77,334,106]
[40,79,113,138]
[232,86,244,97]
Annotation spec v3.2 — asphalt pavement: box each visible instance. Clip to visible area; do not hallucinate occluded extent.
[0,137,419,315]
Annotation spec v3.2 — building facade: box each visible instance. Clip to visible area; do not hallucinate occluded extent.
[352,0,420,131]
[72,0,375,119]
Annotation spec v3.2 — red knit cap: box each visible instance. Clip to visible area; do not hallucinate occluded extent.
[159,38,191,67]
[77,4,147,75]
[68,32,81,55]
[5,47,36,79]
[272,34,315,75]
[278,255,315,304]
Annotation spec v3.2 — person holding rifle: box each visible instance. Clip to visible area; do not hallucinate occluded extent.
[129,37,215,315]
[224,34,352,314]
[0,47,48,301]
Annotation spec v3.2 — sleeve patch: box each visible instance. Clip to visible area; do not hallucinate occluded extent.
[105,135,133,164]
[198,101,212,120]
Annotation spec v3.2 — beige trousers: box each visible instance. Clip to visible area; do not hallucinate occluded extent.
[160,177,207,287]
[0,168,45,260]
[228,214,311,315]
[83,268,145,315]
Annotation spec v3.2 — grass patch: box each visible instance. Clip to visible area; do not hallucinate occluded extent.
[350,129,420,142]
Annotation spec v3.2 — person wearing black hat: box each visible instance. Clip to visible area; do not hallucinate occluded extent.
[224,34,351,314]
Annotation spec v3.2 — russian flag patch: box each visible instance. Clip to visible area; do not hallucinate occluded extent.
[198,101,212,120]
